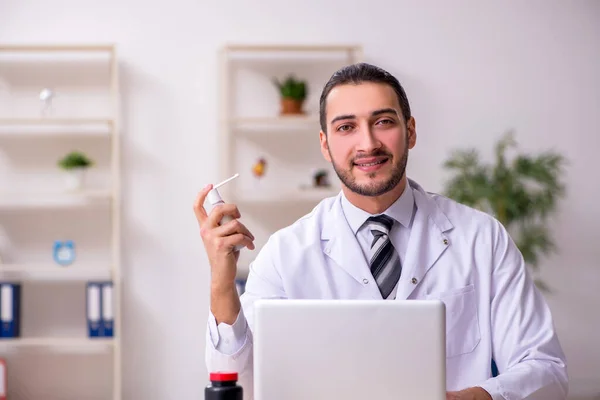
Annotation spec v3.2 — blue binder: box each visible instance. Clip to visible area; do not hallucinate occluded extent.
[86,282,102,337]
[0,282,21,338]
[101,281,114,337]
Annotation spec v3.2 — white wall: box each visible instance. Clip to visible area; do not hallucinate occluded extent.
[1,0,599,398]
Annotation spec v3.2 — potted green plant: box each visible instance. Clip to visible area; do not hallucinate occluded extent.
[273,74,307,115]
[58,150,93,191]
[441,131,567,292]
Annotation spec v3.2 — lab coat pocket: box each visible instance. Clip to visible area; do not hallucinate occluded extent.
[427,284,481,358]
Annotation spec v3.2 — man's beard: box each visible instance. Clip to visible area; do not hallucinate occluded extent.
[328,139,409,197]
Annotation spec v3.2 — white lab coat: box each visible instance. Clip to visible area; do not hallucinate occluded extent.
[205,178,568,400]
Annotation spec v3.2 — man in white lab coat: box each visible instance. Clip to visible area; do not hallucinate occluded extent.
[194,63,568,400]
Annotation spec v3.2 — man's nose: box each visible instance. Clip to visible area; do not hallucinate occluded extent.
[357,125,381,152]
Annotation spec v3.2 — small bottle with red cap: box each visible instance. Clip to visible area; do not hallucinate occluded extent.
[205,371,243,400]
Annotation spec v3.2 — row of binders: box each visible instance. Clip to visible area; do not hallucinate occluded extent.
[0,281,114,338]
[86,281,114,337]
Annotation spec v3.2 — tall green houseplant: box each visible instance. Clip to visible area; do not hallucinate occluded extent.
[442,131,567,291]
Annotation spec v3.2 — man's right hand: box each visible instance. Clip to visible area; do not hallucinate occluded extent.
[194,184,256,324]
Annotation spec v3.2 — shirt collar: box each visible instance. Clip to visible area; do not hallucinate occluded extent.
[341,183,415,235]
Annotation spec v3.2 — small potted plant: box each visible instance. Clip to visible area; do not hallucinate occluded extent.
[58,151,93,191]
[273,75,307,115]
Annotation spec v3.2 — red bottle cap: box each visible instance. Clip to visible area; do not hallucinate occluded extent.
[210,372,238,382]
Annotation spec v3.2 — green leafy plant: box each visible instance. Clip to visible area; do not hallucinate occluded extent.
[58,151,93,170]
[442,131,567,292]
[273,75,307,101]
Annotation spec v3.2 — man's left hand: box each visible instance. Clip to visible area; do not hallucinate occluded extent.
[446,387,492,400]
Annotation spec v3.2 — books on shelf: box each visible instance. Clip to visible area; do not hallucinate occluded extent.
[0,283,20,338]
[0,280,115,342]
[86,281,114,338]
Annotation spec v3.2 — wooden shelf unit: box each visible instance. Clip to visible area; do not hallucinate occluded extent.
[0,43,122,400]
[219,44,362,275]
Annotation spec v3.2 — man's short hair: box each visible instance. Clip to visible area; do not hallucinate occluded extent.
[319,62,412,134]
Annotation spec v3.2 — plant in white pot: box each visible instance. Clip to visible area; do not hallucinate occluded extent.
[58,151,93,191]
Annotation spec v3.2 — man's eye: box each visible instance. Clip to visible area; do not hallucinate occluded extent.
[337,124,352,132]
[377,119,393,125]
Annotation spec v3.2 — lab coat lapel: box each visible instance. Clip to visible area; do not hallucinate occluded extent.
[321,195,382,299]
[395,181,454,300]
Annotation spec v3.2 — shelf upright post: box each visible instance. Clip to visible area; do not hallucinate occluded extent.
[109,43,122,400]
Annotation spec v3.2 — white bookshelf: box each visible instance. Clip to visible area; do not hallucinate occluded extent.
[218,44,362,275]
[0,44,121,399]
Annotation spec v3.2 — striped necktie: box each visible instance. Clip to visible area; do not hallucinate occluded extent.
[366,215,402,299]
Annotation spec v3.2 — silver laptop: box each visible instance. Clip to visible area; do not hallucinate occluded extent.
[253,299,446,400]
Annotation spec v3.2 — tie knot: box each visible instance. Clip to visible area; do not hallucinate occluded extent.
[366,214,394,234]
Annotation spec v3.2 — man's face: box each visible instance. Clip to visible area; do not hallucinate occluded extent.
[320,82,416,197]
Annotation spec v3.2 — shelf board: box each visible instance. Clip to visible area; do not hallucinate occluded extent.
[235,187,340,204]
[0,118,113,125]
[223,44,361,63]
[224,44,361,52]
[0,337,114,350]
[0,190,112,209]
[0,264,112,281]
[231,116,320,133]
[0,118,113,138]
[0,44,115,52]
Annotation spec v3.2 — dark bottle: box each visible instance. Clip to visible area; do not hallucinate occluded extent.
[205,372,243,400]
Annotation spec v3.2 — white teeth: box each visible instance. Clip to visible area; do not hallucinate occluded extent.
[357,159,385,167]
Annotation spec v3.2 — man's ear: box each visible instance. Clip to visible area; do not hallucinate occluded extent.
[319,130,332,162]
[407,117,417,149]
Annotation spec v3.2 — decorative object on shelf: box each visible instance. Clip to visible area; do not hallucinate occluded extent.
[442,130,567,292]
[53,240,76,266]
[58,150,94,191]
[252,157,267,179]
[272,75,307,115]
[39,87,56,117]
[312,169,330,188]
[0,282,21,338]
